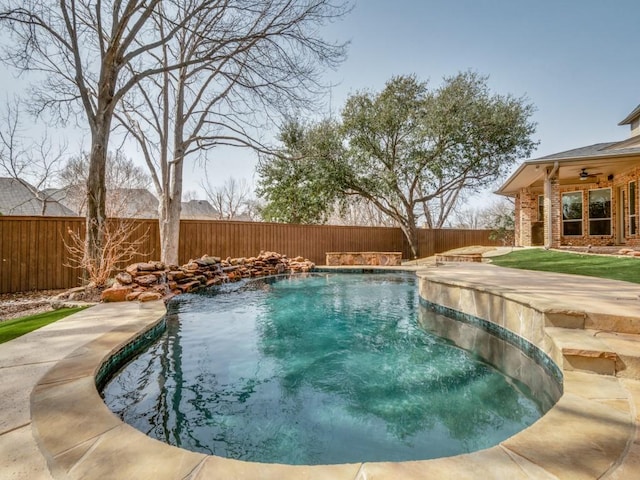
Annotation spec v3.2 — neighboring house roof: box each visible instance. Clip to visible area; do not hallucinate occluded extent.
[0,177,77,216]
[180,199,220,219]
[497,136,640,196]
[110,188,159,219]
[41,187,84,216]
[46,186,160,219]
[3,179,226,220]
[619,104,640,126]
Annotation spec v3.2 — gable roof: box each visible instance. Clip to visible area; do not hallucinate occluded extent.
[497,138,640,196]
[531,141,640,161]
[181,199,220,219]
[0,178,77,216]
[619,104,640,126]
[109,188,159,218]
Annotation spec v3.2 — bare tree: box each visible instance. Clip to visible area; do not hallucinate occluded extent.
[57,151,152,217]
[0,1,244,271]
[328,197,397,227]
[203,177,252,220]
[452,197,515,229]
[242,198,264,222]
[115,1,351,264]
[420,183,470,229]
[64,218,149,288]
[0,97,67,214]
[182,189,200,202]
[450,206,485,229]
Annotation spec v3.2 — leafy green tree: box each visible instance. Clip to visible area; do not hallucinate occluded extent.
[488,210,515,246]
[257,119,346,224]
[258,72,537,257]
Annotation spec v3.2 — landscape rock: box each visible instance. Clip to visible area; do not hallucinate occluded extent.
[101,285,133,302]
[138,291,163,302]
[135,274,158,287]
[115,272,133,285]
[105,252,316,303]
[126,291,142,301]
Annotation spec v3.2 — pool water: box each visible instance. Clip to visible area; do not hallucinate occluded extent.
[102,273,543,465]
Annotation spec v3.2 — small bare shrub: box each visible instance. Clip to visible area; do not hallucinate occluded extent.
[64,218,149,288]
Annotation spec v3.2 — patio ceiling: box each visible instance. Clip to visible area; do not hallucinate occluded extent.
[497,151,640,196]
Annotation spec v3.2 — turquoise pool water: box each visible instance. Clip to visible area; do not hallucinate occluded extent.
[102,273,543,465]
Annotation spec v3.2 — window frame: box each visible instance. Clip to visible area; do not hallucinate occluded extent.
[537,195,544,222]
[562,191,583,237]
[630,181,637,236]
[588,187,612,237]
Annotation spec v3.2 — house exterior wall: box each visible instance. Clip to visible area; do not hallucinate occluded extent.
[515,165,640,248]
[513,188,548,247]
[631,118,640,137]
[514,193,521,246]
[551,178,561,247]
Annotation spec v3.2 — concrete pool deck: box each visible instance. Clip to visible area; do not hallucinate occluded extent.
[1,264,640,478]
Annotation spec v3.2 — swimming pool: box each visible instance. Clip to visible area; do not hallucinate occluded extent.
[102,273,553,465]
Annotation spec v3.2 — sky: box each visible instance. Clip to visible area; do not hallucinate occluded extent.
[198,0,640,202]
[3,1,640,205]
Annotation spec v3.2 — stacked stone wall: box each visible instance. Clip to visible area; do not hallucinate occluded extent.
[324,252,402,266]
[102,251,315,303]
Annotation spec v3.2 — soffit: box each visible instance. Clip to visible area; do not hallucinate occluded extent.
[497,154,640,196]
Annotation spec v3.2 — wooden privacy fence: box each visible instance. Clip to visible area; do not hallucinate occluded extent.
[0,216,504,293]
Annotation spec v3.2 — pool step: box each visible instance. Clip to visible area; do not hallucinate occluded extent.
[544,311,586,329]
[547,327,640,379]
[545,309,640,334]
[547,327,619,376]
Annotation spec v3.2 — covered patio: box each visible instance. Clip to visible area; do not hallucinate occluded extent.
[497,105,640,249]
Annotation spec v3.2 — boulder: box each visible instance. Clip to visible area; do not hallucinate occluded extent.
[126,291,142,301]
[136,262,158,272]
[115,272,133,285]
[168,270,185,281]
[176,280,202,293]
[135,274,158,287]
[138,291,163,302]
[125,264,140,275]
[102,285,133,302]
[184,262,200,272]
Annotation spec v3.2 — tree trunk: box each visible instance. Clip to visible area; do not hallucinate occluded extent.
[159,194,181,266]
[398,218,419,259]
[159,66,186,267]
[84,53,118,280]
[159,151,185,266]
[85,126,109,278]
[403,225,419,259]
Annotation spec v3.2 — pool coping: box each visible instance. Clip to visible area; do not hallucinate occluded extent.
[3,265,640,478]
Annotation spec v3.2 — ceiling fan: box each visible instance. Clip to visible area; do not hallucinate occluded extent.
[579,168,603,181]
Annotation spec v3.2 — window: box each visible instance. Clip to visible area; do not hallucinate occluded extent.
[588,188,611,236]
[630,181,637,236]
[562,192,583,236]
[537,195,544,222]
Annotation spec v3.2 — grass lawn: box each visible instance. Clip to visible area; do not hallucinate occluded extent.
[490,248,640,284]
[0,307,88,344]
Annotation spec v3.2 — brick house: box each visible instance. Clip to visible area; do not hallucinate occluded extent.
[497,105,640,248]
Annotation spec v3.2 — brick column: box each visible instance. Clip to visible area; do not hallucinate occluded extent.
[517,190,536,246]
[550,176,561,248]
[514,194,522,246]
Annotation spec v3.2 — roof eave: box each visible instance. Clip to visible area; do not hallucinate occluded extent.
[496,150,640,196]
[619,104,640,126]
